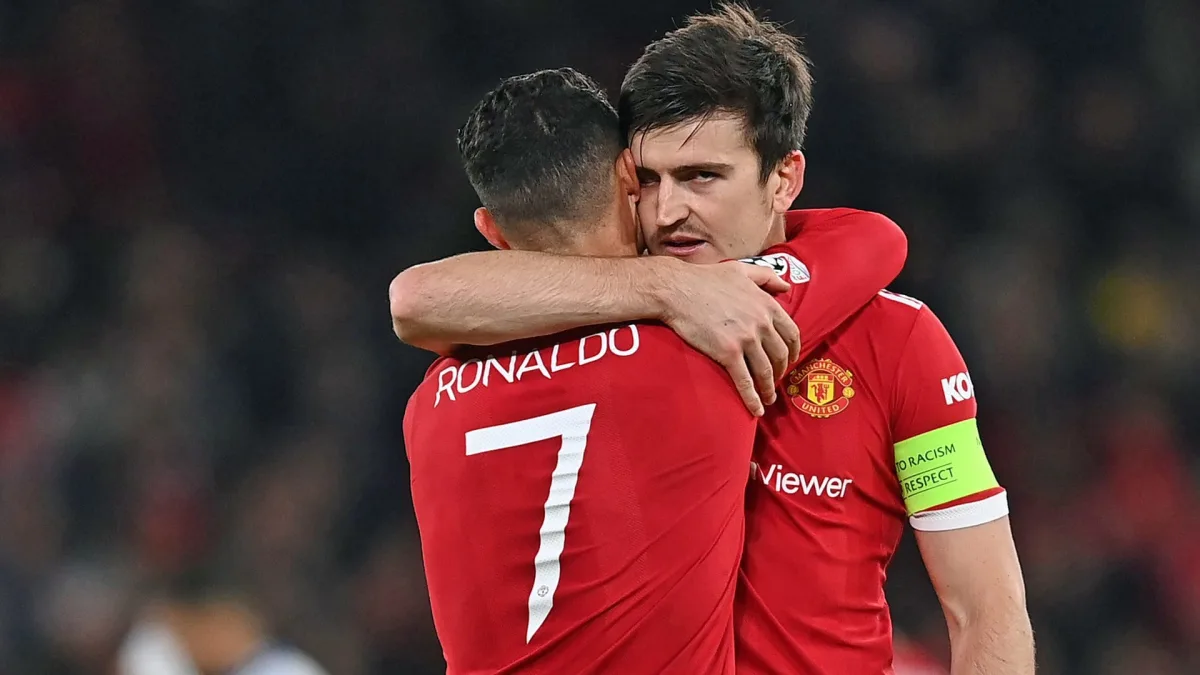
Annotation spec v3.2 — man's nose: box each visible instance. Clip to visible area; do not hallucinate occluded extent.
[655,178,689,229]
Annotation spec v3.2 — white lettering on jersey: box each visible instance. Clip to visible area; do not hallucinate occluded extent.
[754,462,854,499]
[608,324,640,356]
[941,372,974,405]
[578,331,606,365]
[738,252,811,284]
[433,324,642,407]
[549,343,574,372]
[517,350,551,380]
[457,359,484,393]
[485,354,517,385]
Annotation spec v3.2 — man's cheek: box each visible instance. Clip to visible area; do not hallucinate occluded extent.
[636,200,656,233]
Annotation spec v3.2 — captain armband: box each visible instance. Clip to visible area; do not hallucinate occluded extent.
[893,418,999,516]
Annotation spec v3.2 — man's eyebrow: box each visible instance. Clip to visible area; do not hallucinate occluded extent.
[671,162,735,174]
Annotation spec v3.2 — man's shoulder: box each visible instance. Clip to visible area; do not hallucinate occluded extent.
[833,291,966,393]
[404,322,717,422]
[414,322,693,380]
[845,289,928,336]
[780,207,898,241]
[755,207,899,283]
[792,206,894,222]
[429,322,683,365]
[777,292,928,409]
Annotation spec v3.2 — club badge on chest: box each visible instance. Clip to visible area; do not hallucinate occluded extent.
[786,358,855,418]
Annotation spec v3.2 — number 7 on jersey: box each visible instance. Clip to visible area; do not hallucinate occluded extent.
[465,404,597,643]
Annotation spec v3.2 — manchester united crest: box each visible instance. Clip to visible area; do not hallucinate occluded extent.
[786,358,855,418]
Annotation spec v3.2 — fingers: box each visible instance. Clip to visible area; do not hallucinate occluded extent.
[743,265,791,294]
[743,341,778,408]
[771,306,802,367]
[760,325,791,384]
[726,357,765,417]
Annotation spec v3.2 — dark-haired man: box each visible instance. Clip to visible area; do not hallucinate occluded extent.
[621,7,1032,675]
[402,68,904,674]
[396,4,1033,675]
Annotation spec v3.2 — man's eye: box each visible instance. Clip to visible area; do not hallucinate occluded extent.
[692,171,719,182]
[638,175,659,186]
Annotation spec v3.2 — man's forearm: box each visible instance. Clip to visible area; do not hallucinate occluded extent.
[390,251,679,354]
[949,606,1035,675]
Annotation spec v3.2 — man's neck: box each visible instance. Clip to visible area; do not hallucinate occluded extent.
[761,212,789,252]
[543,214,637,257]
[562,234,638,257]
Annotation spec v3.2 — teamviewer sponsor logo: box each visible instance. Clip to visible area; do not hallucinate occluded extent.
[752,462,854,499]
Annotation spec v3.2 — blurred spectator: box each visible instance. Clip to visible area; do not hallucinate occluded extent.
[118,565,328,675]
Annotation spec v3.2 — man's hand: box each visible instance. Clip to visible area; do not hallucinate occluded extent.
[656,261,801,416]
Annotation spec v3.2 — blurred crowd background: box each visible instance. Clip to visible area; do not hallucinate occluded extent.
[0,0,1197,673]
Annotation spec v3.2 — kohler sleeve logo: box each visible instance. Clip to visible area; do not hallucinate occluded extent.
[940,372,974,405]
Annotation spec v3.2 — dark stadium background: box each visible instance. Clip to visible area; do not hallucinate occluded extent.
[0,0,1197,673]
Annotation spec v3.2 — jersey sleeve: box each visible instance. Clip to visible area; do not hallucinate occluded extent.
[890,306,1008,532]
[760,209,907,362]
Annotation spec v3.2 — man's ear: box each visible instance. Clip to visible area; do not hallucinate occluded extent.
[473,207,511,250]
[772,150,806,212]
[616,148,641,200]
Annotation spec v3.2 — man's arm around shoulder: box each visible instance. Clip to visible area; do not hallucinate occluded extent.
[389,251,678,355]
[389,249,798,415]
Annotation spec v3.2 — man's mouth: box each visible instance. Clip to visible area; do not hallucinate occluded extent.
[660,236,709,257]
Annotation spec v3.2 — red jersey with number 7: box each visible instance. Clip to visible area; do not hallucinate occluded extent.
[406,323,755,675]
[402,209,907,674]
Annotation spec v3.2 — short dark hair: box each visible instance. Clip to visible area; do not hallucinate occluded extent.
[619,3,814,181]
[457,68,624,242]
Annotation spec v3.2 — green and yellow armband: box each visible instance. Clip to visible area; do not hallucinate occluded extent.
[894,418,998,516]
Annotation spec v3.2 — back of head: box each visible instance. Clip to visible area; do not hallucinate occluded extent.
[458,68,625,249]
[619,3,814,181]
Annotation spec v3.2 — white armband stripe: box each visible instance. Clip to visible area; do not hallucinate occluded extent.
[908,491,1009,532]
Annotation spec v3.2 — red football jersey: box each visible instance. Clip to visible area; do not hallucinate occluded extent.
[734,211,1008,675]
[403,208,907,674]
[405,323,756,675]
